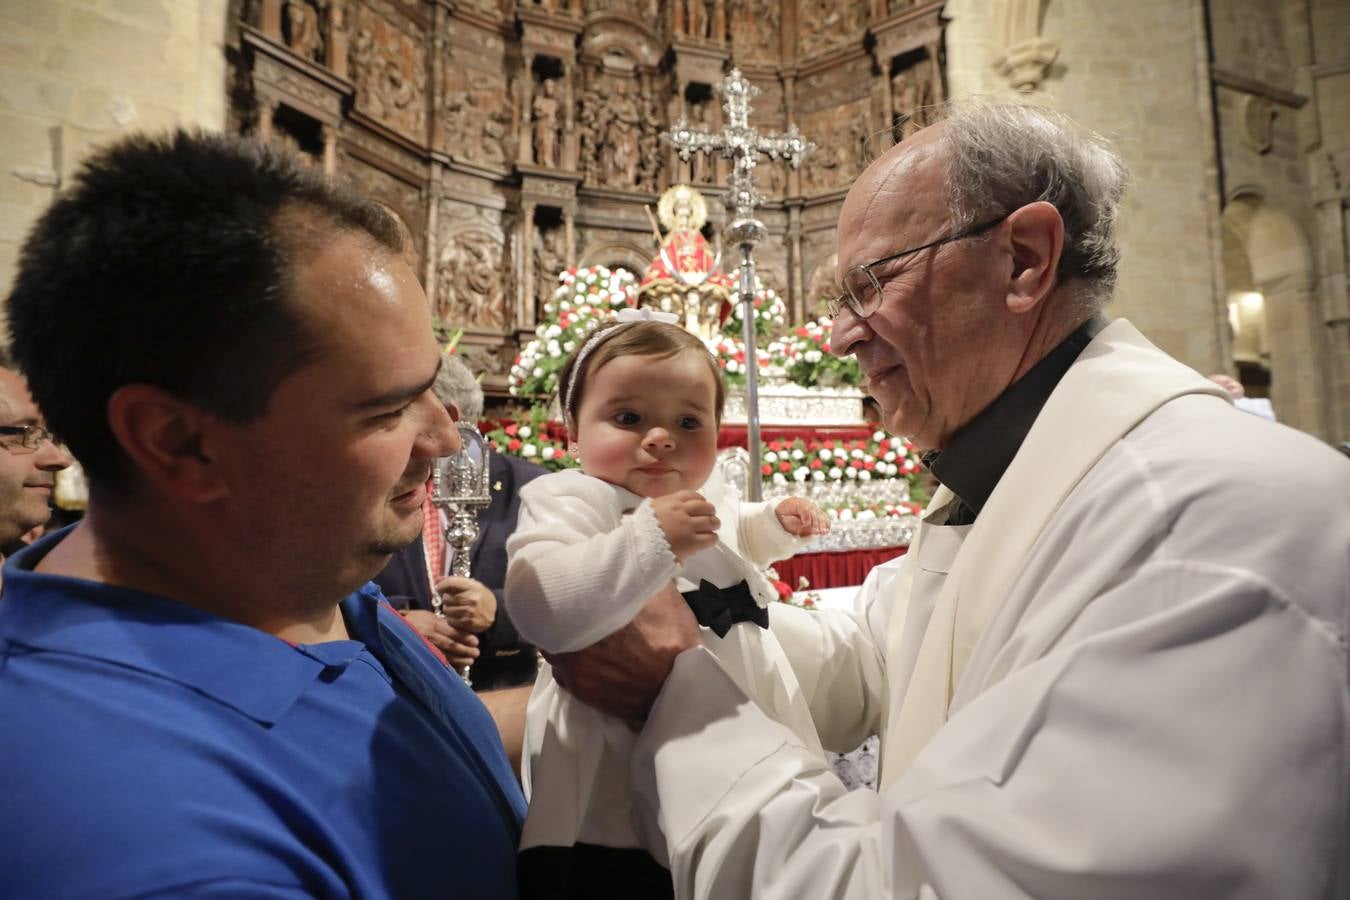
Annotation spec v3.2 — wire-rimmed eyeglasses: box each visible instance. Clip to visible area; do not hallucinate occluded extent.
[0,424,56,454]
[826,215,1008,320]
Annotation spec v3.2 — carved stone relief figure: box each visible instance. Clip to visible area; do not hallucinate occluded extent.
[284,0,324,62]
[444,68,513,168]
[534,224,566,311]
[437,230,510,329]
[797,0,864,58]
[732,0,779,62]
[684,0,708,39]
[532,77,561,167]
[892,59,936,142]
[688,100,713,184]
[637,83,663,192]
[601,80,641,188]
[349,7,426,139]
[577,86,603,185]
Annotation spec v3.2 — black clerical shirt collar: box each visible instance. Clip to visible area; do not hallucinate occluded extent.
[922,314,1108,526]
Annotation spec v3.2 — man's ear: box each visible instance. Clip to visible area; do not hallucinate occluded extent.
[1004,200,1064,315]
[106,384,229,503]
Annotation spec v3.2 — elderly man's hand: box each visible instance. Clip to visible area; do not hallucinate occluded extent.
[401,609,480,669]
[435,576,497,634]
[546,582,700,723]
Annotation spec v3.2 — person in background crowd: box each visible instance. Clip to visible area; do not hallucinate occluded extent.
[375,352,547,692]
[0,131,523,898]
[0,347,72,581]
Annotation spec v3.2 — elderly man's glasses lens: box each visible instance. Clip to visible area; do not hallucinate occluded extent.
[827,215,1008,320]
[0,424,56,453]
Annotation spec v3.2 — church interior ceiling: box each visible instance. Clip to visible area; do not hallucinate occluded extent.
[226,0,947,391]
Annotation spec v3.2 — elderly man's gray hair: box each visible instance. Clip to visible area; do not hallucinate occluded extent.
[432,353,484,423]
[938,102,1128,311]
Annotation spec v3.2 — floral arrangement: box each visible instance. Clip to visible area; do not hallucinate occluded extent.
[482,406,577,473]
[759,431,924,493]
[724,275,788,341]
[703,333,772,386]
[509,266,637,398]
[775,317,864,388]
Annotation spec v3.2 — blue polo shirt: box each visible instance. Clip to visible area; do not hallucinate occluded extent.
[0,528,525,899]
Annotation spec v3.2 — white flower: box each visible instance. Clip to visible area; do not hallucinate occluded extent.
[532,366,544,377]
[772,472,787,486]
[764,451,778,463]
[804,350,822,363]
[727,360,741,373]
[541,446,555,460]
[812,470,825,482]
[794,467,809,482]
[828,466,842,479]
[559,300,571,311]
[546,340,561,356]
[521,444,538,457]
[844,467,857,479]
[509,385,518,395]
[518,426,532,439]
[563,341,575,353]
[884,450,897,462]
[850,448,864,459]
[873,430,885,442]
[545,324,562,339]
[859,470,872,481]
[792,448,805,460]
[839,508,855,521]
[818,448,832,461]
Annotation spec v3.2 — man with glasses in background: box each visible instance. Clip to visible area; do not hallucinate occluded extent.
[0,349,70,584]
[545,101,1350,897]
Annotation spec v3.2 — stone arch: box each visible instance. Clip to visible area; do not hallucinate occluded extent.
[1221,189,1325,436]
[577,237,651,279]
[580,16,664,69]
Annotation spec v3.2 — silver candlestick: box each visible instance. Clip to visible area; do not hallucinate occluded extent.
[429,422,493,684]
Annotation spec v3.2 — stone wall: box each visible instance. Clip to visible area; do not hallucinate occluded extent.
[945,0,1226,374]
[0,0,229,309]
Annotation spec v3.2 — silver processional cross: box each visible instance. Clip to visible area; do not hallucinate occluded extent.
[665,69,813,501]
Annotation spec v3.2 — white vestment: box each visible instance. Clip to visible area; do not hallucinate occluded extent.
[630,319,1350,898]
[505,468,820,856]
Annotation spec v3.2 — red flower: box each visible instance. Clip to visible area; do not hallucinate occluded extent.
[769,440,784,452]
[778,461,791,472]
[850,459,864,469]
[802,597,816,608]
[795,326,809,337]
[761,464,772,476]
[507,439,522,451]
[809,459,822,470]
[863,460,876,470]
[504,424,519,437]
[772,580,792,600]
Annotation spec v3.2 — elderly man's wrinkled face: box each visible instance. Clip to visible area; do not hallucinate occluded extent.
[828,125,1019,450]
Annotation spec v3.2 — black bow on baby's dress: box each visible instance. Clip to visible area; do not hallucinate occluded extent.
[680,579,768,638]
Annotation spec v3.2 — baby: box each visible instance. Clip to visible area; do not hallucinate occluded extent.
[505,309,829,898]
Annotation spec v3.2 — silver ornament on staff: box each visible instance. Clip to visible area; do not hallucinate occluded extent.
[666,68,813,501]
[429,422,494,685]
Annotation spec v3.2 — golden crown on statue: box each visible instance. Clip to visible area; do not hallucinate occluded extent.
[638,185,736,341]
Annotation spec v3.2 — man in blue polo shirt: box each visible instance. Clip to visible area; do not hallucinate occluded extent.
[0,132,525,897]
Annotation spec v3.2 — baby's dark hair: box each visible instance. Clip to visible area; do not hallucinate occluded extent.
[558,320,726,424]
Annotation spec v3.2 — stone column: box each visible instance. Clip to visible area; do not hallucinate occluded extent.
[260,0,283,41]
[327,1,348,78]
[787,208,804,322]
[519,54,536,165]
[564,208,576,268]
[520,201,537,326]
[561,61,578,170]
[257,97,278,141]
[321,123,337,174]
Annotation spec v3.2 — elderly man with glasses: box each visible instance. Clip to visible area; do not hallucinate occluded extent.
[0,351,70,581]
[546,101,1350,898]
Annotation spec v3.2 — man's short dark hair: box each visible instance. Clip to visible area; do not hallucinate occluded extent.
[5,130,403,489]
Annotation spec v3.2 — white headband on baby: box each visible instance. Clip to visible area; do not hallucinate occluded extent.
[562,307,681,419]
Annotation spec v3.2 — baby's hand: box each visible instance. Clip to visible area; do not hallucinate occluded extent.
[651,490,720,562]
[774,497,830,537]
